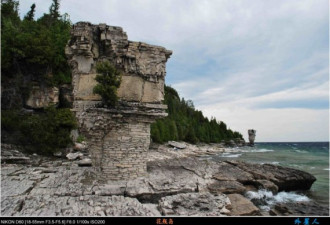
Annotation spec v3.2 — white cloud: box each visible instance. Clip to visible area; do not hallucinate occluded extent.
[17,0,329,141]
[200,106,329,142]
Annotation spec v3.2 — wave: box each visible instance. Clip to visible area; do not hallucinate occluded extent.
[260,161,280,165]
[294,149,308,153]
[245,189,310,211]
[220,153,242,158]
[251,148,274,153]
[323,168,330,171]
[238,148,274,153]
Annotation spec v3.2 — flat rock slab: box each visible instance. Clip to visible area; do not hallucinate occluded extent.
[0,150,321,217]
[66,152,83,160]
[168,141,186,149]
[226,161,316,191]
[159,193,231,216]
[1,177,35,197]
[2,195,157,216]
[270,202,329,216]
[227,194,260,216]
[78,158,92,167]
[208,180,246,194]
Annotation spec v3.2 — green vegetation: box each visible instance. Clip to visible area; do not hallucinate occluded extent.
[1,0,72,85]
[93,61,122,107]
[76,135,86,143]
[1,0,76,155]
[1,107,77,155]
[151,86,243,144]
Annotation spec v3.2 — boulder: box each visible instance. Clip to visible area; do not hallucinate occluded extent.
[53,151,62,158]
[74,143,86,151]
[66,152,83,160]
[227,194,260,216]
[77,158,92,167]
[225,161,316,191]
[253,179,278,194]
[168,141,186,149]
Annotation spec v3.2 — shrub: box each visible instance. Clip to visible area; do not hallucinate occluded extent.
[76,135,85,143]
[93,61,121,107]
[5,106,78,155]
[1,110,21,132]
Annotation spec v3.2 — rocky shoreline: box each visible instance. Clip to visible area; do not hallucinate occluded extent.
[1,142,328,216]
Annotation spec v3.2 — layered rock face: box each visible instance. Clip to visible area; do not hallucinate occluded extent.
[65,22,172,180]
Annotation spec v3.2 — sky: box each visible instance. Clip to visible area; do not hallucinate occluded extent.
[18,0,329,142]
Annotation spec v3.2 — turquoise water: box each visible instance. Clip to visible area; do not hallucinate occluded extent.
[212,142,329,208]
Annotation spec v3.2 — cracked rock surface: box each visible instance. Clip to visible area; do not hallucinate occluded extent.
[1,143,325,216]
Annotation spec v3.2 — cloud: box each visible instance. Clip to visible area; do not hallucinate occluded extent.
[17,0,329,141]
[200,106,329,142]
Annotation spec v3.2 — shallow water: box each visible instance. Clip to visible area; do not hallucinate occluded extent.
[212,142,329,208]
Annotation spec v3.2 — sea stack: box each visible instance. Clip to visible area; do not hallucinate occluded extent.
[65,22,172,180]
[248,129,256,146]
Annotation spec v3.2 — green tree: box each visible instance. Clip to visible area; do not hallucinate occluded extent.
[1,0,21,77]
[19,106,77,154]
[169,120,179,141]
[1,0,76,154]
[49,0,60,20]
[151,123,161,143]
[185,125,198,144]
[24,3,36,21]
[93,61,122,107]
[150,85,243,144]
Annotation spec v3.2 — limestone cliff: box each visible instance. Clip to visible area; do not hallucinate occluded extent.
[65,22,172,105]
[65,22,172,180]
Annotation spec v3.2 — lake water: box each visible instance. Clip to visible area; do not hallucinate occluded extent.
[210,142,329,210]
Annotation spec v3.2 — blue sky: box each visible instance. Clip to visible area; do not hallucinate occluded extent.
[19,0,329,142]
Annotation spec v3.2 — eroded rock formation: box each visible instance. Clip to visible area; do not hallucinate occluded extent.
[65,22,172,180]
[248,129,256,146]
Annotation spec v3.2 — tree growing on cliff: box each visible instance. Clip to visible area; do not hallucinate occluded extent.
[93,61,122,107]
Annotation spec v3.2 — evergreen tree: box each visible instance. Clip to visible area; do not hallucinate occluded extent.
[1,0,77,155]
[93,61,122,107]
[169,120,179,141]
[150,85,243,144]
[1,0,21,77]
[151,123,161,143]
[185,125,198,144]
[24,3,36,21]
[49,0,60,20]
